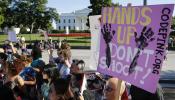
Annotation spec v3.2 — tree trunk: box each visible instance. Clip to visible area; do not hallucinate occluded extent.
[30,22,35,34]
[38,25,41,29]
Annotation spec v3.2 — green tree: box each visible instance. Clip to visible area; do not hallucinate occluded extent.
[112,2,120,7]
[35,8,59,30]
[0,0,12,27]
[87,0,119,27]
[1,0,59,33]
[172,16,175,30]
[89,0,112,15]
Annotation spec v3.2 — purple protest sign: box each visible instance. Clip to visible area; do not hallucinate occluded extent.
[97,4,174,93]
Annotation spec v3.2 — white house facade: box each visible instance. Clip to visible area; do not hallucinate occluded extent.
[56,8,91,31]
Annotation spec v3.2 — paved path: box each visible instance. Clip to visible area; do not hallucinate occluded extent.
[41,49,92,70]
[41,49,175,74]
[159,51,175,100]
[161,51,175,79]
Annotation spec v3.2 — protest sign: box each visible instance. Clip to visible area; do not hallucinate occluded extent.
[97,4,174,93]
[89,15,101,52]
[88,15,101,70]
[38,29,48,41]
[8,31,17,42]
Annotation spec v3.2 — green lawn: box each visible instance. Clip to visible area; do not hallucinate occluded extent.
[0,34,91,47]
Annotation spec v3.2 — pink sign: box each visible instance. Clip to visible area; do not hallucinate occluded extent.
[97,4,174,93]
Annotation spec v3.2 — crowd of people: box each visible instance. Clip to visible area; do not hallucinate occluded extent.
[168,37,175,49]
[0,39,165,100]
[39,38,61,51]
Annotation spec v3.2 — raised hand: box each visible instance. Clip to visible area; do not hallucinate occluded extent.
[101,23,115,44]
[129,26,155,74]
[101,23,115,68]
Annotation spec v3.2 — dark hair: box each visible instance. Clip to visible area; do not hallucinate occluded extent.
[51,68,60,81]
[53,78,70,95]
[31,46,42,60]
[58,49,71,60]
[72,59,85,70]
[0,53,7,61]
[72,59,79,65]
[61,42,71,50]
[43,69,51,78]
[8,59,25,76]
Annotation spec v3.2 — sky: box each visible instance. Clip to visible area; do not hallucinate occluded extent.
[47,0,175,16]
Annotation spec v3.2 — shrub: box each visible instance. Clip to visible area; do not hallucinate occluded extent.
[20,27,30,34]
[51,29,90,33]
[51,30,65,33]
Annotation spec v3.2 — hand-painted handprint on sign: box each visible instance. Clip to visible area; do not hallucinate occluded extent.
[101,23,115,68]
[129,26,155,74]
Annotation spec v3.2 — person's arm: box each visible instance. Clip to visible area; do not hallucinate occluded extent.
[78,96,84,100]
[33,67,40,72]
[80,74,86,95]
[16,75,25,86]
[25,43,27,48]
[24,78,36,85]
[65,59,71,68]
[66,86,75,100]
[9,42,17,54]
[48,48,55,64]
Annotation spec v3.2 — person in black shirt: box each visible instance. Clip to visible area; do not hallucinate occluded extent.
[130,84,164,100]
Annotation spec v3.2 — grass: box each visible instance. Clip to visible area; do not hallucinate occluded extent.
[0,33,91,47]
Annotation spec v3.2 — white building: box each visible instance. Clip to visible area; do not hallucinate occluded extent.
[56,8,91,31]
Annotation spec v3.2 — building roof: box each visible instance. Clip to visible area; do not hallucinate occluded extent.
[60,8,91,17]
[61,13,76,17]
[74,8,91,14]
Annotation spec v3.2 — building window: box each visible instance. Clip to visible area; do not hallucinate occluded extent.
[74,19,75,23]
[81,19,83,23]
[58,19,61,23]
[64,26,66,30]
[69,19,71,23]
[59,26,61,30]
[64,19,66,23]
[69,26,71,30]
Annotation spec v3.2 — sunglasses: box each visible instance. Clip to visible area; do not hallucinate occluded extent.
[104,85,114,92]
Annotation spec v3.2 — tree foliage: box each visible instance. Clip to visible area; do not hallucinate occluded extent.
[87,0,119,27]
[0,0,12,26]
[0,0,59,33]
[0,0,12,13]
[172,16,175,30]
